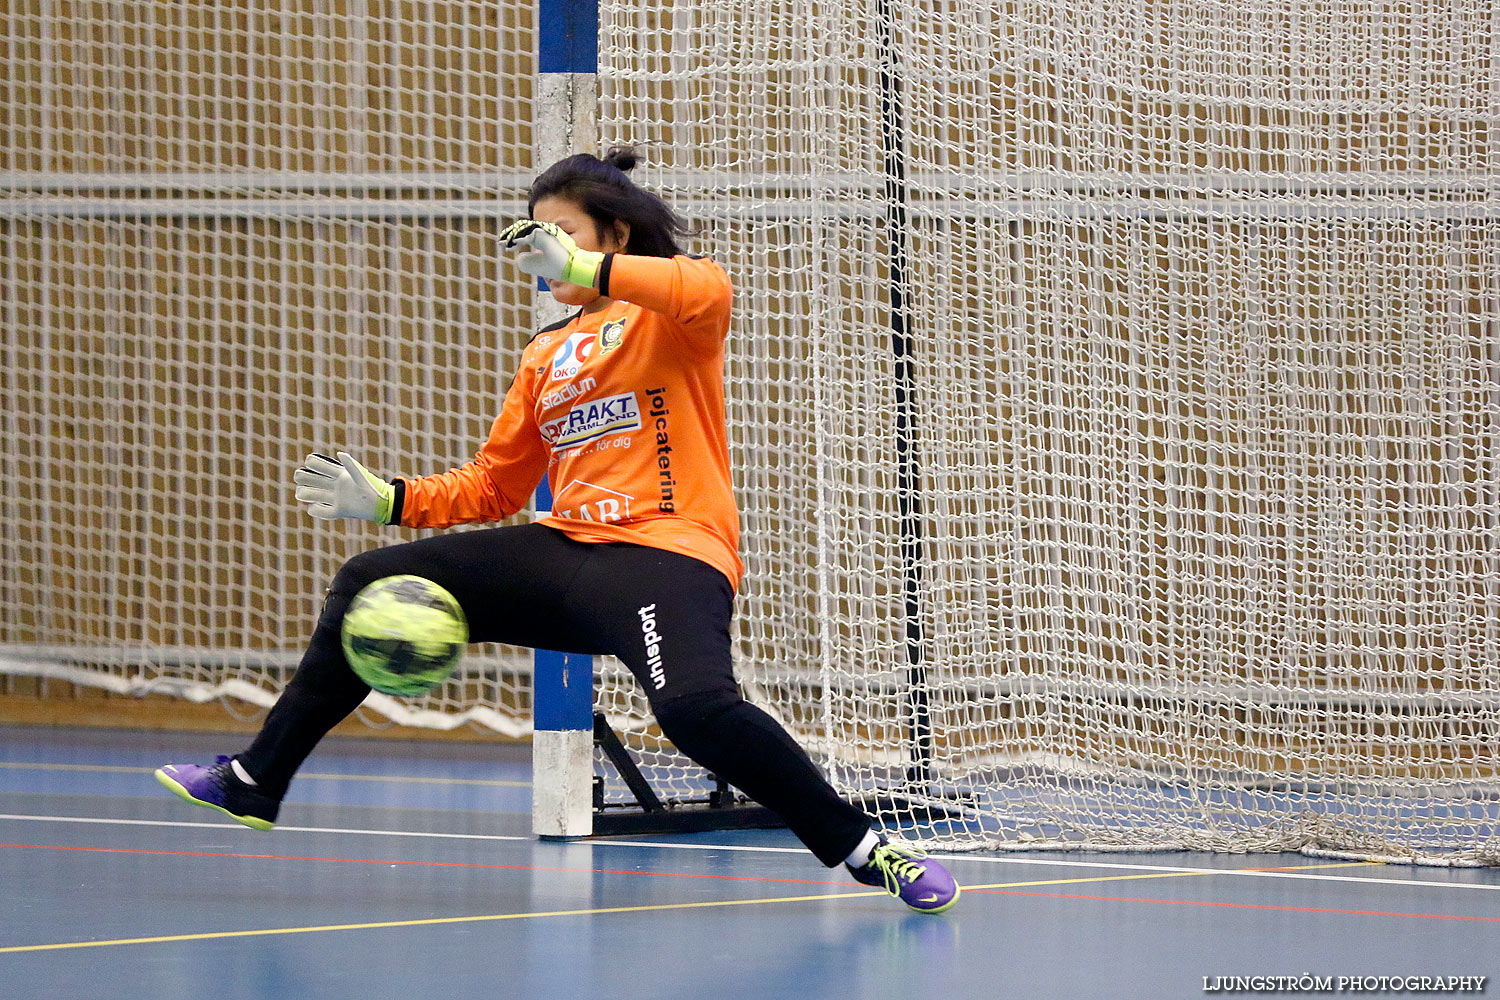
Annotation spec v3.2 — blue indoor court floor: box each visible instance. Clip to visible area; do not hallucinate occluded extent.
[1,724,1497,1000]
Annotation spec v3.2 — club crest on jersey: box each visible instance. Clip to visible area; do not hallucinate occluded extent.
[549,330,597,382]
[598,318,626,355]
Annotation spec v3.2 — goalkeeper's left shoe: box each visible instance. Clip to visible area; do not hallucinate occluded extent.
[155,756,280,831]
[847,840,960,914]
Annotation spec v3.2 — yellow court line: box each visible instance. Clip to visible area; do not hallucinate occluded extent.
[0,889,890,955]
[0,859,1384,955]
[982,871,1235,890]
[302,772,531,789]
[0,761,529,788]
[0,763,157,776]
[1243,862,1386,872]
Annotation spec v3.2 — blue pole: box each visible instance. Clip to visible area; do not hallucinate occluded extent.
[532,475,591,737]
[538,0,599,74]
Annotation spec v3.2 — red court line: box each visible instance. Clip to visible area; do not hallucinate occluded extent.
[0,841,846,887]
[973,887,1500,924]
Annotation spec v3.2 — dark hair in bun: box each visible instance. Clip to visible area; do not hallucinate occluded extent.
[527,145,689,258]
[602,146,639,172]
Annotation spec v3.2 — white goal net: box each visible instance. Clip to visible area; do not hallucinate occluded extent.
[4,0,1498,862]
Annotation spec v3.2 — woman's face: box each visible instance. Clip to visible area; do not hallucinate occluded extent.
[531,195,628,307]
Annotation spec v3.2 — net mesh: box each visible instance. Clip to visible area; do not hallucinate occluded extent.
[597,0,1500,859]
[1,1,540,734]
[3,0,1498,860]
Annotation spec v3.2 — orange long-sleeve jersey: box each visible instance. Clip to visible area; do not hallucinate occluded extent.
[391,253,743,589]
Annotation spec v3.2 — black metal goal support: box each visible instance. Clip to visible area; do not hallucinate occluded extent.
[876,0,938,799]
[589,712,784,836]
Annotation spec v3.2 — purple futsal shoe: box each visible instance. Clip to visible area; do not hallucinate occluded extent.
[847,840,961,914]
[154,756,279,831]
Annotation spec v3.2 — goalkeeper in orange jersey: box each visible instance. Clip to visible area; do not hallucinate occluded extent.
[155,146,959,914]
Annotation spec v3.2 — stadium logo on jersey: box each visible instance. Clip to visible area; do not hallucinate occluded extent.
[540,376,597,411]
[540,391,641,451]
[598,319,626,355]
[549,331,597,382]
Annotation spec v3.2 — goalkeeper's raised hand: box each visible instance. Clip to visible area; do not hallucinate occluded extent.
[499,219,605,288]
[293,452,396,524]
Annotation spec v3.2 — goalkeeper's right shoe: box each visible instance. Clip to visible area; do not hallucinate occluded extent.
[154,756,279,831]
[846,840,961,914]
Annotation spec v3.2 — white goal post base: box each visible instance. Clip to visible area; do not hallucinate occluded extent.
[531,728,594,839]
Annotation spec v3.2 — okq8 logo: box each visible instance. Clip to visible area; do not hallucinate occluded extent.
[550,331,597,382]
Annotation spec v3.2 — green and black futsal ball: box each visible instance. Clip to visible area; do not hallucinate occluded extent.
[340,575,468,697]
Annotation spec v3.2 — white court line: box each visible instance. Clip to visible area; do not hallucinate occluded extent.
[0,813,529,842]
[0,761,530,787]
[2,811,1498,894]
[919,851,1500,893]
[589,839,1500,894]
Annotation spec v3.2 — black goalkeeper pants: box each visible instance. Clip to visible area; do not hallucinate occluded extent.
[239,522,873,867]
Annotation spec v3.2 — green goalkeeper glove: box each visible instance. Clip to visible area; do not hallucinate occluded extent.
[499,219,605,288]
[293,452,396,524]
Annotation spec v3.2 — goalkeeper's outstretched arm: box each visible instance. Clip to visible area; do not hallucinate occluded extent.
[293,452,396,523]
[500,218,731,359]
[293,356,548,529]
